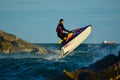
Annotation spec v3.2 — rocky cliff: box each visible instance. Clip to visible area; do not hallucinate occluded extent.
[0,29,48,53]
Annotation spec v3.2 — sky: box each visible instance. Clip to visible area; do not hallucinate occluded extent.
[0,0,120,43]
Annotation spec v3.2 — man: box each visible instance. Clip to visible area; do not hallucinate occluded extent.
[56,19,71,41]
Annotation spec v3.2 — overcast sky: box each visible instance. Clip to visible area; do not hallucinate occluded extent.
[0,0,120,43]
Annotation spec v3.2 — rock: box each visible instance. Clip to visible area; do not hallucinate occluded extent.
[0,29,48,53]
[58,53,120,80]
[118,51,120,60]
[89,54,118,71]
[95,61,120,80]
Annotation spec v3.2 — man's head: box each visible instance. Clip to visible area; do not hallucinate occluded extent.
[59,19,64,24]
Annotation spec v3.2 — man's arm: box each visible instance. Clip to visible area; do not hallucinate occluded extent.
[62,25,71,32]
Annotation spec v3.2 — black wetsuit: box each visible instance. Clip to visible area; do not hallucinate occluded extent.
[56,23,70,40]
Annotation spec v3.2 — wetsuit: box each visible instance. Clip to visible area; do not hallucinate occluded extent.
[56,23,70,40]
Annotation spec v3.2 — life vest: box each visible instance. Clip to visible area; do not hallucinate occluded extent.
[56,26,63,33]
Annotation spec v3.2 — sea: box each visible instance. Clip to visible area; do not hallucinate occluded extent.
[0,44,120,80]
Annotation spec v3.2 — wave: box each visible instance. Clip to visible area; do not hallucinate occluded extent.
[0,50,61,60]
[0,44,119,61]
[87,44,120,63]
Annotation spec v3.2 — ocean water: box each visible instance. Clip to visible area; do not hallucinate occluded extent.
[0,44,120,80]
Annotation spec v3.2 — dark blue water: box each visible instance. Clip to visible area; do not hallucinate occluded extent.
[0,44,120,80]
